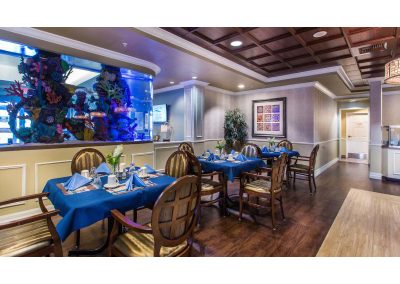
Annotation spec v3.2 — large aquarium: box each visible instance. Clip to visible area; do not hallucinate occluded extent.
[0,38,153,144]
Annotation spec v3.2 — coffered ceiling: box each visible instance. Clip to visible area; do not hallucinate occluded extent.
[164,27,400,87]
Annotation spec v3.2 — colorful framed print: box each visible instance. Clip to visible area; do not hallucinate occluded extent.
[252,97,286,138]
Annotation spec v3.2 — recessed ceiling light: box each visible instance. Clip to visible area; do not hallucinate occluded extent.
[230,40,243,47]
[238,84,245,89]
[313,31,327,38]
[170,81,175,84]
[122,42,128,47]
[192,76,197,79]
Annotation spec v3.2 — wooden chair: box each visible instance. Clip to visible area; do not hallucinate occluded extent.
[288,144,320,194]
[239,153,288,230]
[0,193,62,257]
[133,150,189,222]
[277,140,293,150]
[241,143,262,158]
[178,142,194,155]
[184,151,226,224]
[165,150,189,178]
[71,148,106,174]
[108,175,200,257]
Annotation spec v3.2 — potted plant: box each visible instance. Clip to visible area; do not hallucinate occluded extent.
[266,136,276,151]
[224,108,248,151]
[215,139,226,154]
[107,144,124,174]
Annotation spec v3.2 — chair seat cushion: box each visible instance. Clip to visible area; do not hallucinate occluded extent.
[0,219,52,256]
[201,178,222,192]
[290,164,310,172]
[245,179,281,194]
[113,225,188,257]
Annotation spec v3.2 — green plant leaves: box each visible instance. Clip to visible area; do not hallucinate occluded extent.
[224,108,248,151]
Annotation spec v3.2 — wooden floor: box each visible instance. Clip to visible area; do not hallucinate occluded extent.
[55,161,400,256]
[317,188,400,256]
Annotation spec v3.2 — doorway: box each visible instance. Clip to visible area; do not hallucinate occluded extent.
[339,108,369,164]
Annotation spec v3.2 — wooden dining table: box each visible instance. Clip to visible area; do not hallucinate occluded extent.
[317,188,400,257]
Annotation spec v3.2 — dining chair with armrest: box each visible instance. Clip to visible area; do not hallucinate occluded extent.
[133,150,189,222]
[288,144,319,194]
[277,140,293,150]
[184,151,226,224]
[241,143,262,159]
[108,175,200,257]
[0,193,62,257]
[239,153,288,230]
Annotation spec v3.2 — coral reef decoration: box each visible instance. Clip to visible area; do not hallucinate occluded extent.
[92,65,137,141]
[5,50,72,143]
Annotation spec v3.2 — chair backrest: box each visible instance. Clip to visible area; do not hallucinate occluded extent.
[165,150,189,178]
[241,143,262,158]
[309,144,320,171]
[184,151,202,180]
[270,153,288,194]
[71,148,106,174]
[178,142,194,154]
[151,175,200,256]
[277,140,293,150]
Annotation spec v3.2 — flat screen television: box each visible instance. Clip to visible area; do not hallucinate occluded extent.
[153,104,168,123]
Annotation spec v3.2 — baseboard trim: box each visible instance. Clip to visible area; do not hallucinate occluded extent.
[0,205,55,224]
[315,158,339,177]
[369,172,382,180]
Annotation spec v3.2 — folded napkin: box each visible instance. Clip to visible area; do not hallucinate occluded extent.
[63,173,91,191]
[95,162,111,174]
[230,150,235,154]
[262,146,269,152]
[125,174,147,191]
[235,154,248,162]
[207,153,215,161]
[144,163,157,174]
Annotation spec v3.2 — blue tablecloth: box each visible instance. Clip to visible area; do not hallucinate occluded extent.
[199,158,264,182]
[262,150,300,159]
[43,175,175,241]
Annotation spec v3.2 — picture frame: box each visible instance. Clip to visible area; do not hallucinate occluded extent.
[252,97,287,138]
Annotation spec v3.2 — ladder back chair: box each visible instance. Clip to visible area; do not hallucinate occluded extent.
[0,193,62,256]
[239,153,288,230]
[185,151,226,224]
[178,142,194,155]
[288,144,319,194]
[109,175,200,257]
[71,148,106,174]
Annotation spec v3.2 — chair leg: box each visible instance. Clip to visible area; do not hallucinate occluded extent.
[239,191,243,221]
[271,198,276,230]
[312,174,317,193]
[133,209,138,222]
[308,174,313,195]
[278,197,285,220]
[197,205,202,226]
[293,172,296,183]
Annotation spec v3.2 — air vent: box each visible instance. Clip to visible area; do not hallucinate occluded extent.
[359,42,388,55]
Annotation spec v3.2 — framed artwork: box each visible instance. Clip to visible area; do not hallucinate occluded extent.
[252,97,287,138]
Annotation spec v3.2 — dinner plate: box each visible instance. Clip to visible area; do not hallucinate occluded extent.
[104,183,120,189]
[226,158,235,162]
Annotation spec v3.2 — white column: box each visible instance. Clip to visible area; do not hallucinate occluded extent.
[369,80,383,179]
[183,82,206,142]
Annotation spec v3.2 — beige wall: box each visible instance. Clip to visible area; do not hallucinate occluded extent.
[204,89,234,140]
[0,143,154,216]
[382,94,400,125]
[233,86,315,143]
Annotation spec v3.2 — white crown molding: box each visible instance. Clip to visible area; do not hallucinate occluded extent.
[135,27,269,83]
[314,82,336,99]
[205,86,235,95]
[383,91,400,96]
[334,93,370,100]
[154,80,210,95]
[179,80,210,87]
[0,27,161,75]
[154,84,183,94]
[367,77,384,83]
[234,82,317,96]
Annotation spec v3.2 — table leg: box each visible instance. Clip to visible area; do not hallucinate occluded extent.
[68,217,114,256]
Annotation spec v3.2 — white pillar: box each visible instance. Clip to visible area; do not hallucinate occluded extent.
[183,82,207,142]
[369,80,383,179]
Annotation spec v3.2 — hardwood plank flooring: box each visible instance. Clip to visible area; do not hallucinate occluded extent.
[54,161,400,256]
